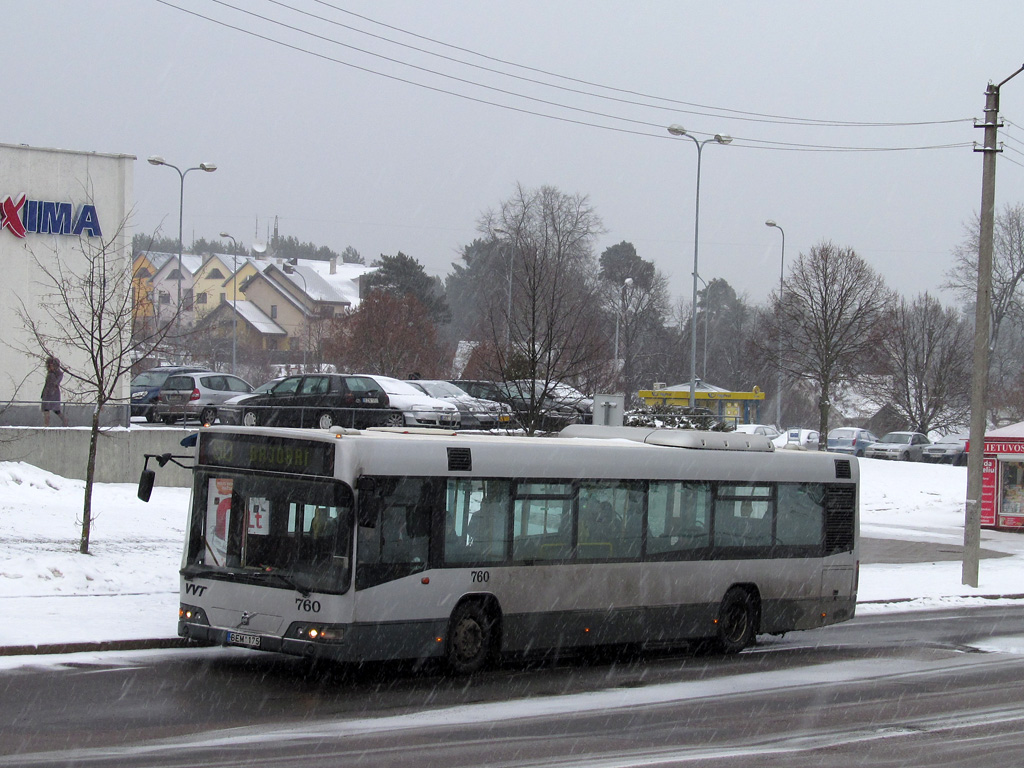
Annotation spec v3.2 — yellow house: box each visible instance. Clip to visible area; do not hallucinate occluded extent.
[131,251,173,327]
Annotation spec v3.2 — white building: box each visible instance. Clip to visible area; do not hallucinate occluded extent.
[0,142,134,418]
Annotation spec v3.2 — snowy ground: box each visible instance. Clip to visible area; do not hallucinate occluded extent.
[0,457,1020,649]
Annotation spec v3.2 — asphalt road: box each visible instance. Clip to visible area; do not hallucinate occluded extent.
[3,605,1024,767]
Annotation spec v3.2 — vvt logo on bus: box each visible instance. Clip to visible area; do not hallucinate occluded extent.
[0,193,102,238]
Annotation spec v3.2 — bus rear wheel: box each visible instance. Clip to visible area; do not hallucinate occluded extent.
[447,601,495,674]
[715,587,757,654]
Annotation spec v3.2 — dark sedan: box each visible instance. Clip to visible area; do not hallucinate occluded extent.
[235,374,389,429]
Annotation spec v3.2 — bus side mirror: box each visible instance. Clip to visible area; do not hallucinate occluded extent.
[138,469,156,502]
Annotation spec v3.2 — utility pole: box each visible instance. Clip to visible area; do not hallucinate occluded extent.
[964,65,1024,587]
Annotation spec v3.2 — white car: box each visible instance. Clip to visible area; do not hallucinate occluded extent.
[773,428,820,451]
[864,431,930,461]
[360,374,461,429]
[733,424,781,440]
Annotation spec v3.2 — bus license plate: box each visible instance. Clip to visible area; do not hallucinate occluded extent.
[227,631,262,648]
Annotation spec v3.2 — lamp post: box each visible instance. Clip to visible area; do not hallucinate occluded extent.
[283,258,308,371]
[491,229,515,353]
[613,277,634,366]
[667,125,731,412]
[693,272,709,379]
[219,231,240,375]
[765,220,785,428]
[147,156,217,336]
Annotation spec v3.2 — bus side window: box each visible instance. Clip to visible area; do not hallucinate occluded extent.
[647,481,710,556]
[776,483,825,548]
[715,485,773,548]
[356,477,433,589]
[445,479,511,564]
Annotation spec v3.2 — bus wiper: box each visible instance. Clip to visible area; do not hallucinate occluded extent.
[254,568,311,597]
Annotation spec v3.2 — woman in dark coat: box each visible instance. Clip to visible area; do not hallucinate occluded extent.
[41,356,68,427]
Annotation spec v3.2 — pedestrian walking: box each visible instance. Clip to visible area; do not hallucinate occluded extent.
[41,356,68,427]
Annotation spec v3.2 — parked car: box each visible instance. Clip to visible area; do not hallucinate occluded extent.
[451,379,509,404]
[218,377,285,425]
[827,427,879,457]
[733,424,782,440]
[155,372,254,424]
[406,379,513,429]
[130,365,209,422]
[361,375,460,429]
[921,434,968,465]
[236,374,390,429]
[509,380,594,430]
[774,427,820,451]
[864,431,930,461]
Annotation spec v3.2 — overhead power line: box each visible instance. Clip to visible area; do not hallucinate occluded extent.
[156,0,974,152]
[309,0,970,129]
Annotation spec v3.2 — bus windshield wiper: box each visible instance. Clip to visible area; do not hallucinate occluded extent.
[253,568,311,596]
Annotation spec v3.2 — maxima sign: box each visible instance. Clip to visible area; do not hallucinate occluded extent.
[1,193,102,238]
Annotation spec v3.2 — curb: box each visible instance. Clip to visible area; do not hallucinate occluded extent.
[0,638,187,657]
[859,593,1024,605]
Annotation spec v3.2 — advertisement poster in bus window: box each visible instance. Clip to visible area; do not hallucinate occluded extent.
[206,478,233,566]
[248,497,270,536]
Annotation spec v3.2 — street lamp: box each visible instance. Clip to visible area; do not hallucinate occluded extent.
[765,220,786,428]
[492,229,515,353]
[667,125,731,412]
[219,231,240,375]
[613,277,634,366]
[693,272,709,379]
[147,156,217,335]
[283,258,308,371]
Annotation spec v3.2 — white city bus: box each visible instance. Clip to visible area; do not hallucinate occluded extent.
[153,423,858,672]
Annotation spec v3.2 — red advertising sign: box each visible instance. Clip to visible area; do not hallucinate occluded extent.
[981,457,998,527]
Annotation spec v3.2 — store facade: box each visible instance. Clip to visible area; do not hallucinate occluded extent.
[979,422,1024,530]
[0,142,134,422]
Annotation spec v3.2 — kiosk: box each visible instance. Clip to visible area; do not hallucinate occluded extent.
[979,421,1024,530]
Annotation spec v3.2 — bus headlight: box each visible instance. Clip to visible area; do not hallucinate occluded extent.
[179,604,209,624]
[287,622,346,643]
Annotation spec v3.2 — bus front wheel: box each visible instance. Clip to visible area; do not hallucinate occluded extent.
[715,587,757,654]
[447,601,495,674]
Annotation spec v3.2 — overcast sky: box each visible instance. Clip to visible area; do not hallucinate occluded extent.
[7,1,1024,306]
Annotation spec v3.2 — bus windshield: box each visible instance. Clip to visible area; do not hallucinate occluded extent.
[185,471,354,595]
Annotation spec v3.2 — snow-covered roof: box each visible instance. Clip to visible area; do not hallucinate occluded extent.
[150,252,203,278]
[136,251,175,271]
[263,259,375,308]
[987,421,1024,439]
[232,299,287,336]
[658,380,732,394]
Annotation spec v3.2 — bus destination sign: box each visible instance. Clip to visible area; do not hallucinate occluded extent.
[198,433,335,476]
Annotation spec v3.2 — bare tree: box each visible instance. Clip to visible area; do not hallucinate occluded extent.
[761,241,893,442]
[946,203,1024,352]
[946,204,1024,423]
[479,184,606,432]
[864,293,971,433]
[325,291,449,377]
[17,214,174,554]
